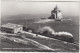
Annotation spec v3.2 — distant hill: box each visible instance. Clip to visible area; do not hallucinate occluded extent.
[1,14,79,25]
[1,14,49,24]
[1,14,49,20]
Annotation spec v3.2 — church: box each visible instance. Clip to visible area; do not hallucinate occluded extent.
[48,5,63,20]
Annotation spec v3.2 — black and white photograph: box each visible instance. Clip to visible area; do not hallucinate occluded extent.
[0,0,79,52]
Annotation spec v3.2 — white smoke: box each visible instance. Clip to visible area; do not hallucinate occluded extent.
[37,26,73,37]
[37,26,74,43]
[54,31,73,37]
[37,26,55,34]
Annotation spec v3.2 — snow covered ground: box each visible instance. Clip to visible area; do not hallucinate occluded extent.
[34,19,55,23]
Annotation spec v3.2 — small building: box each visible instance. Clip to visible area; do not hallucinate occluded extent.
[1,23,23,33]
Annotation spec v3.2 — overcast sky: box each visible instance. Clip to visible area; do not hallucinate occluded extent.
[1,1,79,17]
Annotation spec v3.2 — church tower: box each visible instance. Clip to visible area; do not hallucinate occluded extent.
[48,5,63,20]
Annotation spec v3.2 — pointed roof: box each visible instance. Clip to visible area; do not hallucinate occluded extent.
[54,5,60,11]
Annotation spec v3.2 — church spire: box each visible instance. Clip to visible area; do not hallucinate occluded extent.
[54,5,59,11]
